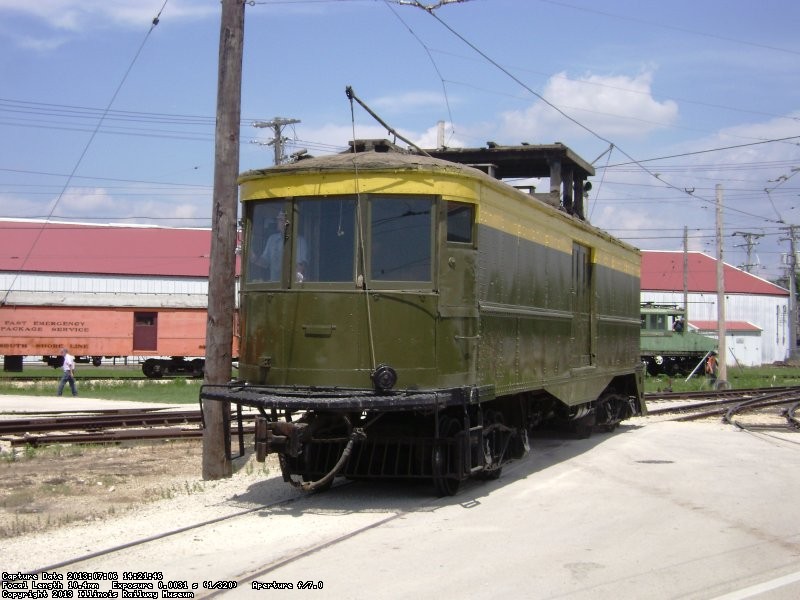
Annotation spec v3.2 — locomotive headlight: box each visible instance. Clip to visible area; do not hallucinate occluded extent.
[371,363,398,392]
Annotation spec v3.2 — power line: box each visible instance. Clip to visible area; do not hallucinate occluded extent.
[402,1,786,227]
[601,136,800,169]
[2,1,171,305]
[428,49,800,125]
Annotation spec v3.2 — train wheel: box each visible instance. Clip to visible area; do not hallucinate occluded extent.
[477,410,504,480]
[509,427,530,459]
[596,393,628,432]
[142,359,162,379]
[191,358,204,378]
[432,415,462,497]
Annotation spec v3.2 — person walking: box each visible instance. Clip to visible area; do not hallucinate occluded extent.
[705,351,718,388]
[57,347,78,397]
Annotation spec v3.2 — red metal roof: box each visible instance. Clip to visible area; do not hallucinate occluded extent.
[691,320,762,333]
[642,251,788,297]
[0,220,215,277]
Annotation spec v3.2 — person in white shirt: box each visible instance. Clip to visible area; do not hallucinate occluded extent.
[254,210,308,282]
[57,347,78,397]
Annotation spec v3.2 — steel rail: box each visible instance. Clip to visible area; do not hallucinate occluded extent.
[19,485,311,577]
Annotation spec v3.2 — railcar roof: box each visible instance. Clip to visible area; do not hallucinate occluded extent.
[239,144,479,181]
[239,139,594,181]
[427,142,595,179]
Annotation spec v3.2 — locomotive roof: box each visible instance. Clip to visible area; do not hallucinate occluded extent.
[240,141,480,180]
[239,139,595,181]
[426,142,595,179]
[240,139,634,254]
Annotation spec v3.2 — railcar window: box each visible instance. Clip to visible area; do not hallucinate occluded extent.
[646,314,667,330]
[370,196,432,282]
[446,201,474,244]
[296,197,357,282]
[246,202,288,283]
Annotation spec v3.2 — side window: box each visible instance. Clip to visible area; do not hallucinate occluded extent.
[446,201,474,244]
[371,196,433,282]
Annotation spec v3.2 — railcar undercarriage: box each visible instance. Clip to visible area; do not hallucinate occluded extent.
[200,384,638,496]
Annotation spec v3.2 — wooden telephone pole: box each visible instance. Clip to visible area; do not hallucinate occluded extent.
[715,183,728,386]
[202,0,245,480]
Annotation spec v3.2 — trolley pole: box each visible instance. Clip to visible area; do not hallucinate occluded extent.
[202,0,245,480]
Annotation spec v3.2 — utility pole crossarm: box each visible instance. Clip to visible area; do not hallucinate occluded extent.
[253,117,301,165]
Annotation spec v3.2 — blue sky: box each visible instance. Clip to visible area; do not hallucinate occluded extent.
[1,0,799,281]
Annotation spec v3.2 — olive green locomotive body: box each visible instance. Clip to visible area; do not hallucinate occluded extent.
[202,141,644,495]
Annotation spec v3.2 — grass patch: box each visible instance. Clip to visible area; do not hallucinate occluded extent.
[0,364,150,379]
[0,376,202,404]
[5,361,799,401]
[644,364,800,393]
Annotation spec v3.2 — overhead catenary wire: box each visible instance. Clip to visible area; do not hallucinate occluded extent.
[382,0,457,147]
[1,1,170,306]
[401,1,791,228]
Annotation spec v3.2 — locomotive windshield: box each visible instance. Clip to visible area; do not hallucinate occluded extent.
[370,196,432,282]
[244,195,434,287]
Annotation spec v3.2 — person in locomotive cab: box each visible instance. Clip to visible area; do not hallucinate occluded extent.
[705,351,718,386]
[672,316,685,333]
[254,210,308,282]
[56,347,78,397]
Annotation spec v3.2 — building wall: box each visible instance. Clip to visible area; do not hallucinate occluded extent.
[694,330,762,367]
[1,273,210,308]
[641,291,788,365]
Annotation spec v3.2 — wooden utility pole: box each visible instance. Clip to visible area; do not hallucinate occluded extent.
[683,226,689,321]
[715,183,728,386]
[788,226,799,360]
[202,0,245,480]
[252,117,301,165]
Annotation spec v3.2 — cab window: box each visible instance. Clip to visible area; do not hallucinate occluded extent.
[370,196,433,282]
[446,201,474,244]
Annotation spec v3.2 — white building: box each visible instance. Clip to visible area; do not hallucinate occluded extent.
[641,251,790,366]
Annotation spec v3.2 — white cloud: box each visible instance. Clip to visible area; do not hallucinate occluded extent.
[56,187,117,214]
[499,71,679,142]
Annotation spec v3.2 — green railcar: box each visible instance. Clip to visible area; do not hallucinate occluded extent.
[201,140,645,495]
[640,303,717,376]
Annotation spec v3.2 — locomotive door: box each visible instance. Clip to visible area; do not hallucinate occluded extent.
[571,243,593,367]
[439,201,478,380]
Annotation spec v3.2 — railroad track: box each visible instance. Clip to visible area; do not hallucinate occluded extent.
[9,454,532,592]
[3,385,799,448]
[644,385,800,432]
[0,406,257,447]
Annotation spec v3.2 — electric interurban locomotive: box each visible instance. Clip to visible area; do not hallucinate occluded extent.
[201,139,645,495]
[640,303,717,376]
